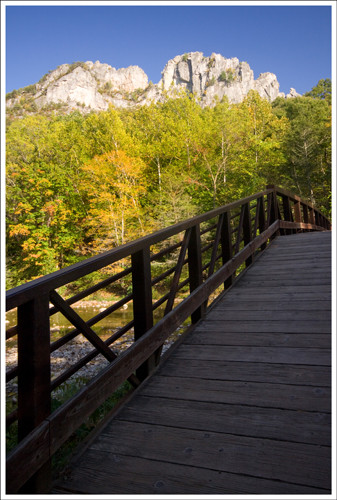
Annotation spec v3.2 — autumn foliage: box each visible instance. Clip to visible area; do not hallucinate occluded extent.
[6,86,331,287]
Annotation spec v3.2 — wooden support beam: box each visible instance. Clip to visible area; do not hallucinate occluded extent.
[235,205,245,254]
[49,291,140,387]
[188,224,205,323]
[221,211,234,289]
[242,202,252,267]
[132,247,155,380]
[282,195,294,235]
[294,200,302,224]
[17,294,51,493]
[165,229,191,314]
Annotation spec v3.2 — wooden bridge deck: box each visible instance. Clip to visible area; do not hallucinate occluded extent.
[54,231,331,495]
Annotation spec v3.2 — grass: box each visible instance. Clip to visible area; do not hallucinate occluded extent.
[6,377,132,480]
[51,378,132,479]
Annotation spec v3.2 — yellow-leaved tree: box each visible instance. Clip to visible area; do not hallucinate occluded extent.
[81,150,147,252]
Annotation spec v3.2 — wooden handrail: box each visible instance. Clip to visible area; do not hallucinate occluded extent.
[5,186,331,493]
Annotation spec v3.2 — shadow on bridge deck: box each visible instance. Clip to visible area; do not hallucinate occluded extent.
[53,231,331,495]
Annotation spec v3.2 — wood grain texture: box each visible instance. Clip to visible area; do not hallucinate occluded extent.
[53,231,331,495]
[53,449,328,495]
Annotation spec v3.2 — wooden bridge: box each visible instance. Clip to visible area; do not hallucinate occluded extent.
[5,186,332,495]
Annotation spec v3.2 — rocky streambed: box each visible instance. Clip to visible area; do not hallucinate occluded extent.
[6,301,184,402]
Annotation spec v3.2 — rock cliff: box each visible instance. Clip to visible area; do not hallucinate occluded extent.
[6,53,300,116]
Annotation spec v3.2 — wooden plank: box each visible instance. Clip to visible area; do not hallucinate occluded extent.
[239,258,332,270]
[254,256,331,263]
[141,376,331,412]
[264,246,331,252]
[268,240,331,248]
[118,395,331,445]
[232,280,331,289]
[258,250,331,256]
[257,256,331,263]
[228,285,331,294]
[244,262,331,270]
[170,344,331,365]
[190,319,331,333]
[89,420,331,489]
[258,262,331,270]
[53,449,328,494]
[241,269,331,277]
[158,358,331,386]
[206,309,330,321]
[219,292,331,301]
[215,300,331,311]
[184,331,331,348]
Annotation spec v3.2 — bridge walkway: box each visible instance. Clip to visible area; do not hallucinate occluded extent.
[54,231,331,494]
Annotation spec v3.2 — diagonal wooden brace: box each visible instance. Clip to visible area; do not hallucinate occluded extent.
[164,228,192,315]
[49,290,139,387]
[208,213,224,278]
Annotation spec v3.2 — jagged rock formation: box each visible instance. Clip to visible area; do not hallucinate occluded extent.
[6,53,300,116]
[159,52,282,105]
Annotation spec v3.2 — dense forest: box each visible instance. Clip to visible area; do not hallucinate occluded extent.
[6,79,331,289]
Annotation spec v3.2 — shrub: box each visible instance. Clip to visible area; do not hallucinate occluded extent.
[219,69,235,84]
[6,89,18,100]
[206,76,216,87]
[207,57,215,69]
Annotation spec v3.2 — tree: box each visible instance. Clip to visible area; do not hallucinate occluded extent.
[272,94,331,215]
[230,91,289,195]
[304,78,331,105]
[6,113,89,284]
[81,150,147,251]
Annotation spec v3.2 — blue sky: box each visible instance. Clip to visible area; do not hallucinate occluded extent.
[3,2,333,96]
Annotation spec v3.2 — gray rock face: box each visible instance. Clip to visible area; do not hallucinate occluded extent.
[286,87,301,98]
[6,53,300,115]
[159,53,283,106]
[41,66,108,110]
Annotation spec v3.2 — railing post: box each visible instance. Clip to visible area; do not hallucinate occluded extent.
[17,294,51,493]
[242,202,253,267]
[282,195,294,235]
[221,211,234,289]
[308,206,315,226]
[188,224,205,323]
[131,247,155,380]
[302,204,309,224]
[266,185,279,239]
[294,199,302,227]
[258,196,267,250]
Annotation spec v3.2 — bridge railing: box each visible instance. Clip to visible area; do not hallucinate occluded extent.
[5,185,330,493]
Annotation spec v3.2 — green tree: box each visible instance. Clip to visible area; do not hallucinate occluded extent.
[304,78,331,105]
[272,94,331,215]
[6,114,89,284]
[232,91,289,194]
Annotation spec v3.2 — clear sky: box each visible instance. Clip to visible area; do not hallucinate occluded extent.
[3,1,334,96]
